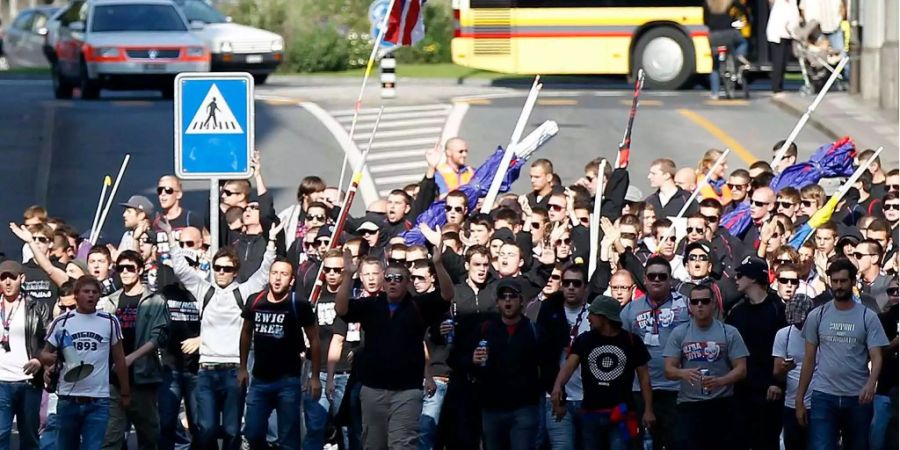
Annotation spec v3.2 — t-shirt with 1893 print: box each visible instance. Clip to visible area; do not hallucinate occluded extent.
[46,311,122,398]
[801,301,889,397]
[241,292,316,382]
[663,319,749,403]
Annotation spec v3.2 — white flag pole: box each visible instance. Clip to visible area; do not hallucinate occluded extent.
[588,160,608,279]
[89,175,112,244]
[91,154,130,245]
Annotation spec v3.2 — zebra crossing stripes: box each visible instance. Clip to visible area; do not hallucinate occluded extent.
[328,103,453,197]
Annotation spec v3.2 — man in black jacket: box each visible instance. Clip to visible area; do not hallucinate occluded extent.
[0,260,51,450]
[726,257,787,450]
[470,278,542,450]
[645,158,696,218]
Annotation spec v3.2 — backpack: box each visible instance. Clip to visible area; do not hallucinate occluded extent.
[201,287,245,320]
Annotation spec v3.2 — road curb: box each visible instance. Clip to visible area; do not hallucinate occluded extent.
[769,96,842,141]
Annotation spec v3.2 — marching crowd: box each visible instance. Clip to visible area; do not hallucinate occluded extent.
[0,135,897,450]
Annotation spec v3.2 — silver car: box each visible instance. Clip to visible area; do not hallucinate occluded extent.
[2,6,59,69]
[51,0,210,100]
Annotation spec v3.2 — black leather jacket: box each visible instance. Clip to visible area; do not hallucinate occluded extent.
[23,296,52,388]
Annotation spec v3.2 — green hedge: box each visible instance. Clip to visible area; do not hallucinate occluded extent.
[222,0,452,72]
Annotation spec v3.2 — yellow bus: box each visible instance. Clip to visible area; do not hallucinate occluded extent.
[451,0,767,89]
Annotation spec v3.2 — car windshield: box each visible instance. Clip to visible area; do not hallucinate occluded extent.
[91,4,188,32]
[175,0,226,24]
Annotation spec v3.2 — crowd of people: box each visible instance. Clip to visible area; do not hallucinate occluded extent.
[0,134,897,450]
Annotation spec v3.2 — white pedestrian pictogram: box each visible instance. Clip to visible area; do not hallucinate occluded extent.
[186,83,243,134]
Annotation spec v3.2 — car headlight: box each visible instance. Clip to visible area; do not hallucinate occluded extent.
[271,39,283,52]
[186,46,205,57]
[94,47,120,58]
[220,41,232,53]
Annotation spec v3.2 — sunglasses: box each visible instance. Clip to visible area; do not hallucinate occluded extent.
[411,275,428,282]
[213,265,236,274]
[885,203,900,211]
[530,222,543,229]
[777,277,800,286]
[315,239,330,246]
[0,273,18,281]
[887,184,899,192]
[751,200,771,207]
[548,204,565,212]
[388,258,406,266]
[647,272,669,282]
[58,304,76,311]
[776,258,793,265]
[688,254,709,262]
[33,236,50,244]
[562,279,584,288]
[498,292,521,300]
[323,266,343,274]
[888,287,899,296]
[384,273,405,283]
[657,235,676,243]
[690,297,712,305]
[307,215,326,222]
[157,186,175,195]
[686,227,705,234]
[246,204,260,211]
[221,189,239,197]
[303,241,316,249]
[179,241,195,248]
[800,200,815,207]
[361,229,378,236]
[407,258,428,267]
[852,252,872,259]
[117,264,138,273]
[620,232,637,240]
[703,215,720,224]
[727,183,746,190]
[549,274,562,281]
[555,238,572,246]
[444,205,465,213]
[777,201,795,209]
[610,284,633,291]
[578,217,590,225]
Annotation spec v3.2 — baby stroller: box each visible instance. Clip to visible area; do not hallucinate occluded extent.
[790,19,846,96]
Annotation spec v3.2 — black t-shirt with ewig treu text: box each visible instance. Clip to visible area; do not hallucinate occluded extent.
[242,291,316,382]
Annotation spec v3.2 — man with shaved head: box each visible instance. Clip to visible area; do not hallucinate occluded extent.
[608,270,636,306]
[154,175,204,234]
[741,186,776,247]
[436,137,475,195]
[675,167,697,193]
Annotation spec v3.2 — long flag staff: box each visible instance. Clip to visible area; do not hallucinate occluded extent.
[89,175,112,244]
[91,154,130,245]
[772,56,849,169]
[616,69,645,169]
[793,146,884,247]
[480,76,542,214]
[588,159,608,279]
[656,149,731,253]
[309,107,385,305]
[336,0,398,192]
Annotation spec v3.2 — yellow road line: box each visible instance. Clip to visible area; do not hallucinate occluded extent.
[677,108,758,165]
[704,99,750,106]
[537,98,578,106]
[621,99,662,107]
[461,98,492,105]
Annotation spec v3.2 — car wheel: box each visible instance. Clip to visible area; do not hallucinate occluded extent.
[79,60,100,100]
[52,63,73,99]
[632,26,695,90]
[253,74,269,85]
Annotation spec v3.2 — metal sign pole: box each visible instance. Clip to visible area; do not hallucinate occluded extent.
[209,178,219,254]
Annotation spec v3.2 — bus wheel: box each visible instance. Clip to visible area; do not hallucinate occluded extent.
[633,27,694,90]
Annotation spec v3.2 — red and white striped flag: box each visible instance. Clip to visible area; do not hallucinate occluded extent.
[384,0,426,46]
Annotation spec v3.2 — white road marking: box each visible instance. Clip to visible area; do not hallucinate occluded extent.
[337,109,449,123]
[374,173,426,185]
[370,137,438,149]
[355,127,443,141]
[440,102,470,148]
[330,104,451,116]
[367,149,430,161]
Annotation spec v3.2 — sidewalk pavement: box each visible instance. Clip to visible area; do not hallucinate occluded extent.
[771,92,899,167]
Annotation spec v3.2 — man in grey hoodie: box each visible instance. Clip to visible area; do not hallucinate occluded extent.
[98,250,170,450]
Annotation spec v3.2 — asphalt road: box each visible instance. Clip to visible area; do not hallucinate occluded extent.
[0,76,835,259]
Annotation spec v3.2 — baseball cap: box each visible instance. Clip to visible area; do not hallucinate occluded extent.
[625,185,643,202]
[120,195,155,217]
[490,228,516,245]
[0,261,24,277]
[356,213,381,233]
[588,295,622,323]
[496,278,522,296]
[736,256,769,284]
[685,240,712,257]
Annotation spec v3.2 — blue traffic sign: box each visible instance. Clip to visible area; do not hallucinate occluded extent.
[174,72,254,179]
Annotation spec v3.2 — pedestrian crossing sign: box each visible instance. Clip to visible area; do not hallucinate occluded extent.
[174,72,254,179]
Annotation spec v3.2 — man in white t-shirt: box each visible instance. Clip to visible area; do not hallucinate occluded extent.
[0,260,52,450]
[40,276,129,450]
[773,294,813,450]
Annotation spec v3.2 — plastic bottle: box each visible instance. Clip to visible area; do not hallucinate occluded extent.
[642,430,654,450]
[443,319,455,344]
[477,339,489,367]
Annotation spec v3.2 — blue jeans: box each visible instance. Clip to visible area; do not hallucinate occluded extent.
[245,376,302,450]
[418,378,448,450]
[540,397,583,450]
[196,367,244,450]
[808,391,872,450]
[581,411,627,450]
[303,372,349,450]
[869,394,892,450]
[825,30,849,78]
[0,381,42,450]
[56,397,110,450]
[158,367,198,450]
[40,411,58,450]
[481,405,539,450]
